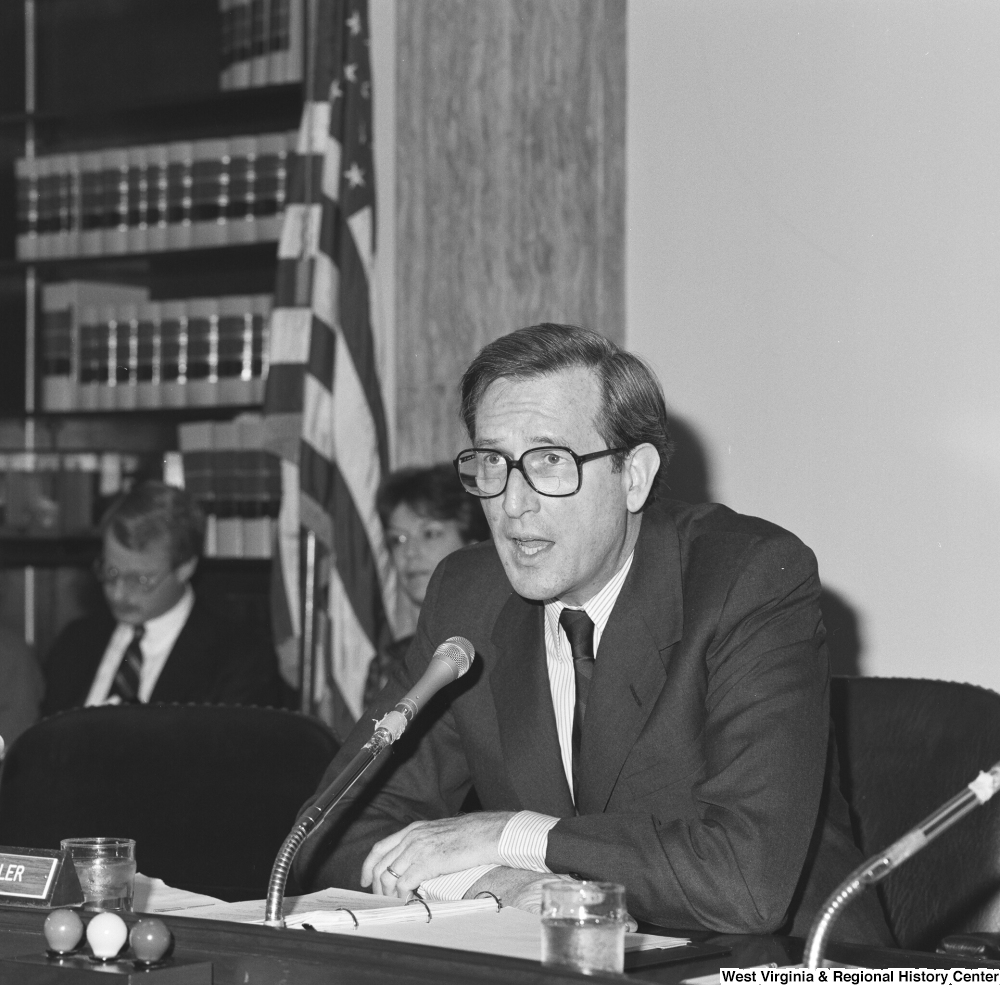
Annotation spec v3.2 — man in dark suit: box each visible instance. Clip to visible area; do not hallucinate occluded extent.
[42,481,280,715]
[295,324,890,943]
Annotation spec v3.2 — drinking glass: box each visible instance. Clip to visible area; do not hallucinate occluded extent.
[540,879,627,974]
[60,837,136,912]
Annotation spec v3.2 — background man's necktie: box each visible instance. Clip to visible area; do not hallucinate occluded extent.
[559,608,596,807]
[110,625,145,704]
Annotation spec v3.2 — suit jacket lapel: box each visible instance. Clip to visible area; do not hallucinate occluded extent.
[578,511,684,813]
[149,600,202,702]
[490,592,576,817]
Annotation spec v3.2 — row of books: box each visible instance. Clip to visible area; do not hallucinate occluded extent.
[219,0,305,90]
[0,451,145,535]
[40,281,270,412]
[16,131,296,260]
[177,416,280,558]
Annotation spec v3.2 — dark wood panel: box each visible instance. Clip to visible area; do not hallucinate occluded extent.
[395,0,626,465]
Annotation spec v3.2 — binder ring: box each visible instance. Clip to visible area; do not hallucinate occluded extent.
[405,896,433,923]
[474,890,502,911]
[335,907,359,929]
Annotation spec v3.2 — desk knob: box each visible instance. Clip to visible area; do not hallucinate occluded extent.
[43,908,84,953]
[86,911,128,959]
[130,918,172,964]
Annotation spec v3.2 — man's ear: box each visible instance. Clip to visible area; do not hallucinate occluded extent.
[624,444,660,513]
[175,555,198,585]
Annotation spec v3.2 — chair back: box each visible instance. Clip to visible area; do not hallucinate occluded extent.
[831,676,1000,950]
[0,703,338,901]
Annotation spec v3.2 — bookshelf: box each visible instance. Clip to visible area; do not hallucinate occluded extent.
[0,0,305,657]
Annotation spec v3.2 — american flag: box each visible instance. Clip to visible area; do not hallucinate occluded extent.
[263,0,395,730]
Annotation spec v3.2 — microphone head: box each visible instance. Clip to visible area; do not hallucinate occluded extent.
[435,636,476,679]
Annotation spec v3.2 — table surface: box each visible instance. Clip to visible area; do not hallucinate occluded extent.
[1,905,996,985]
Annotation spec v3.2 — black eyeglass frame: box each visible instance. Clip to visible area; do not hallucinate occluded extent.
[453,445,629,499]
[92,558,172,594]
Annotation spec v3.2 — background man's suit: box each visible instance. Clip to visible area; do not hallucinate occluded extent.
[41,596,281,716]
[296,498,891,943]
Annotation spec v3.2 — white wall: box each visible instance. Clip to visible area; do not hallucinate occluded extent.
[626,1,1000,690]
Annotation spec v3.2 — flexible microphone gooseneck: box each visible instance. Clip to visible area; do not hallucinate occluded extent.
[804,760,1000,968]
[263,637,476,928]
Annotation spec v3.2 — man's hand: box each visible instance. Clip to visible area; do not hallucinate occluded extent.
[361,811,514,898]
[464,866,554,912]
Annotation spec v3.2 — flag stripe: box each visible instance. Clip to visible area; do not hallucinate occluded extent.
[263,365,306,413]
[330,462,386,645]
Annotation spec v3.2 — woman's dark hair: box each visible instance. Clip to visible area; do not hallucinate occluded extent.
[376,463,490,543]
[460,323,674,504]
[100,480,205,568]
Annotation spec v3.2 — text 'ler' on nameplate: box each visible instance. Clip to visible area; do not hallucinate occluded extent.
[0,846,84,908]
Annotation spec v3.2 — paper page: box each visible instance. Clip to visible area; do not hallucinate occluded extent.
[285,896,499,929]
[133,873,225,914]
[292,906,688,962]
[156,886,410,922]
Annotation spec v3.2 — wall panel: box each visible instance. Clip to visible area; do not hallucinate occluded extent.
[395,0,626,465]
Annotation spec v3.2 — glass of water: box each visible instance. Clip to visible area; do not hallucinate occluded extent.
[541,879,627,975]
[60,837,136,912]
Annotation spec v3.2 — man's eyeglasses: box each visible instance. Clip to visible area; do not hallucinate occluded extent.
[453,446,627,499]
[92,559,170,594]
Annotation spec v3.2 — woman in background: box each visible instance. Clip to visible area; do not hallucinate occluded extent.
[364,463,489,708]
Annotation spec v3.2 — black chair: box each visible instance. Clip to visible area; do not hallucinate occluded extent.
[0,703,338,902]
[831,676,1000,950]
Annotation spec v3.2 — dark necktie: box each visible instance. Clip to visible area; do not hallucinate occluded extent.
[559,608,595,806]
[109,625,145,704]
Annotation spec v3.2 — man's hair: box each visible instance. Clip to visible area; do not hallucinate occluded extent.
[460,323,674,503]
[100,480,205,568]
[376,463,490,544]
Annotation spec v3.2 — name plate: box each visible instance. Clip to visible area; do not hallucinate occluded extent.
[0,846,83,908]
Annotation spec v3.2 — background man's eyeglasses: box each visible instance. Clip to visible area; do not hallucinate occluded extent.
[453,445,627,499]
[92,559,170,594]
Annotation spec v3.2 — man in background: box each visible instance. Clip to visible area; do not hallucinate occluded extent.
[42,480,280,715]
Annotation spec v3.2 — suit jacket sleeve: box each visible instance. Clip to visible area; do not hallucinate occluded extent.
[292,611,476,893]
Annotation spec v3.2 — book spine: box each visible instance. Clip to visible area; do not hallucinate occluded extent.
[230,0,252,89]
[147,144,170,252]
[167,142,195,250]
[79,151,105,256]
[218,0,234,90]
[190,138,230,247]
[15,157,39,259]
[95,304,118,410]
[127,145,149,254]
[77,305,100,410]
[254,133,287,241]
[249,0,270,88]
[159,300,188,407]
[216,295,252,405]
[136,300,160,409]
[59,153,82,257]
[113,303,140,410]
[267,0,287,85]
[285,0,304,84]
[103,148,130,256]
[226,136,257,243]
[184,298,218,406]
[40,282,75,411]
[252,293,271,402]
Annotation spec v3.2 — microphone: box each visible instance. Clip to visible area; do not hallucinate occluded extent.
[804,759,1000,967]
[263,635,476,927]
[374,636,476,743]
